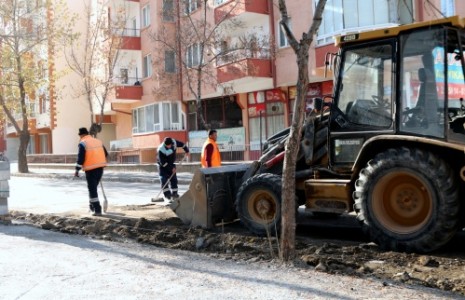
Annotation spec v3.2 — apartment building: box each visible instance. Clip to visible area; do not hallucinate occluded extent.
[9,0,464,162]
[105,0,464,164]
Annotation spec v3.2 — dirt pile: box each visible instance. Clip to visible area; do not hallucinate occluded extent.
[9,207,465,296]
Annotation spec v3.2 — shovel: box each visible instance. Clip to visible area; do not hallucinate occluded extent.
[100,182,108,212]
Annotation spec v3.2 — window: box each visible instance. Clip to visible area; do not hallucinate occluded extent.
[27,135,35,154]
[142,5,150,27]
[216,41,231,65]
[163,0,174,22]
[185,0,199,15]
[165,51,176,73]
[248,91,285,150]
[39,94,49,114]
[131,18,137,36]
[188,97,242,131]
[188,102,198,131]
[120,68,128,84]
[39,134,49,154]
[132,102,183,134]
[186,43,201,67]
[441,0,455,17]
[316,0,413,45]
[398,28,462,139]
[337,43,393,128]
[279,19,291,48]
[143,54,152,78]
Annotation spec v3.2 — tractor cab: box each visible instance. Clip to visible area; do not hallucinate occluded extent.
[329,17,465,173]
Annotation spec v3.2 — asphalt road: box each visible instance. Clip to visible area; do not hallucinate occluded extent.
[1,224,461,300]
[8,176,189,214]
[3,176,465,299]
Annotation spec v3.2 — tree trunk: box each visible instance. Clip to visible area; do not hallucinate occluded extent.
[17,131,30,173]
[280,52,309,261]
[278,0,327,263]
[196,96,208,130]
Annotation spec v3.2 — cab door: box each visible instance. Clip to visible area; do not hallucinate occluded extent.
[329,40,396,172]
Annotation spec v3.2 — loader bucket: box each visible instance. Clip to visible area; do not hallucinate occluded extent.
[169,164,251,228]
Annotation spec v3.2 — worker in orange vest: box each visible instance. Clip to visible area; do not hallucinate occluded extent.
[201,129,221,168]
[74,127,108,216]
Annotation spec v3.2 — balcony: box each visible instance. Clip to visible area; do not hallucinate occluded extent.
[114,28,141,50]
[113,76,142,103]
[216,49,272,89]
[214,0,269,24]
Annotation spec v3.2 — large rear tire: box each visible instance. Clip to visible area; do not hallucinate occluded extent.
[236,174,282,235]
[354,148,460,253]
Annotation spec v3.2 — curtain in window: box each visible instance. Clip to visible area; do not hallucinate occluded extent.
[145,105,154,132]
[40,134,49,153]
[165,51,175,73]
[162,103,170,130]
[266,101,285,137]
[154,104,160,131]
[249,116,266,151]
[193,44,200,66]
[132,110,138,132]
[163,0,174,21]
[171,102,179,123]
[138,107,146,132]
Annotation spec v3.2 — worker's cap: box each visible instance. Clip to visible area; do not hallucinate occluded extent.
[78,127,89,135]
[164,137,173,145]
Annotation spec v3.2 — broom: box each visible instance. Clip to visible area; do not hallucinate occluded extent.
[151,171,175,202]
[151,154,187,202]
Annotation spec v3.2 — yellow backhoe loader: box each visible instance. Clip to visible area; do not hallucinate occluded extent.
[171,16,465,253]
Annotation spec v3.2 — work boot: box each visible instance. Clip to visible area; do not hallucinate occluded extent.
[92,202,102,216]
[163,193,172,204]
[172,192,179,200]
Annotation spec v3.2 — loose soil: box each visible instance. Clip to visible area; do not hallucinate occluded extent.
[9,204,465,297]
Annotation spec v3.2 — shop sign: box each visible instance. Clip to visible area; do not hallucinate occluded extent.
[188,127,246,153]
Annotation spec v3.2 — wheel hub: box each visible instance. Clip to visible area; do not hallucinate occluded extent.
[256,199,271,216]
[372,171,433,234]
[396,188,419,211]
[247,191,277,222]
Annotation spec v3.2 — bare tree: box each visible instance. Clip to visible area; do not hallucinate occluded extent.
[149,0,272,130]
[0,0,68,172]
[63,0,128,136]
[277,0,327,261]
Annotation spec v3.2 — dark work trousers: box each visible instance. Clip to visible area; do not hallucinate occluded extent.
[85,167,104,200]
[159,168,178,199]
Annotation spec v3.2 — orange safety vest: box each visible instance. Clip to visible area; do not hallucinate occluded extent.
[81,135,107,171]
[201,138,221,168]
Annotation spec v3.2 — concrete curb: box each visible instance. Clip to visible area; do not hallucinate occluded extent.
[27,162,202,174]
[12,172,193,184]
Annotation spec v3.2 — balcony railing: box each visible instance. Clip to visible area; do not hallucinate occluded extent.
[214,0,269,24]
[112,27,140,37]
[216,48,270,66]
[114,76,141,86]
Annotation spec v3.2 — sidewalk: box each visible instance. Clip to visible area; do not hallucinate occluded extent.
[10,162,194,184]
